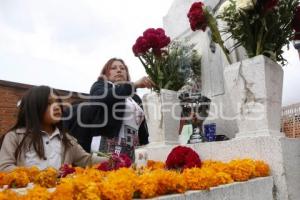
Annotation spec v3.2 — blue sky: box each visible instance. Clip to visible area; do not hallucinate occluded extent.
[0,0,299,106]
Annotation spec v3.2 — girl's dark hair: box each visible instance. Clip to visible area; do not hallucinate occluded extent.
[98,58,131,81]
[0,86,72,159]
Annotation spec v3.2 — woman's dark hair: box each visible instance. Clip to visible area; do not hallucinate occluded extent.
[98,58,131,81]
[0,86,72,159]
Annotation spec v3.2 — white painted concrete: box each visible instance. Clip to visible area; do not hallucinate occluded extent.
[136,136,300,200]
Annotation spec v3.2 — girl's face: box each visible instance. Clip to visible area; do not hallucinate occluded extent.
[42,96,62,126]
[107,60,128,82]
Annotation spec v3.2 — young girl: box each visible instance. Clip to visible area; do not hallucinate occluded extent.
[0,86,107,172]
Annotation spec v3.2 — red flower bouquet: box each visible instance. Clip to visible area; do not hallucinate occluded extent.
[166,146,201,170]
[187,2,232,64]
[97,153,132,171]
[133,28,170,57]
[132,28,201,92]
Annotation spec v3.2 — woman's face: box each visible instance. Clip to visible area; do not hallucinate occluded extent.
[42,95,62,126]
[107,60,128,82]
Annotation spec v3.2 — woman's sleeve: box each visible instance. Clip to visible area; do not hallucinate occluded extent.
[90,80,135,104]
[70,137,108,167]
[0,132,18,172]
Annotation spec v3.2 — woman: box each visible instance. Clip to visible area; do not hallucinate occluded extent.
[65,58,153,160]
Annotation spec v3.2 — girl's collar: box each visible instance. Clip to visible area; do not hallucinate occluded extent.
[15,127,63,139]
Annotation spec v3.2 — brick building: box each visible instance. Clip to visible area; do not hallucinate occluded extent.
[0,80,86,135]
[281,103,300,138]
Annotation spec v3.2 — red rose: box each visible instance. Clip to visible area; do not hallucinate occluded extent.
[166,146,201,170]
[187,2,207,31]
[292,6,300,40]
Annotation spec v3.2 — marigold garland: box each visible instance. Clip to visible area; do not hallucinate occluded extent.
[146,160,165,170]
[99,168,136,200]
[0,173,7,188]
[182,167,218,190]
[134,171,159,198]
[0,189,18,200]
[34,168,58,188]
[19,185,51,200]
[253,160,270,177]
[72,176,100,200]
[202,160,228,172]
[0,158,270,199]
[3,170,29,188]
[224,159,256,181]
[51,179,74,200]
[154,169,187,195]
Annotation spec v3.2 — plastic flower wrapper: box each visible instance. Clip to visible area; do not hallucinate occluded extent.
[187,1,232,64]
[96,152,132,171]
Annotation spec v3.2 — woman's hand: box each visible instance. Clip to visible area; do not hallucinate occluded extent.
[134,76,155,89]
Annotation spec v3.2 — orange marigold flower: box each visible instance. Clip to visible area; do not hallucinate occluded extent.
[99,168,136,200]
[26,167,40,182]
[146,160,165,170]
[72,176,100,200]
[20,185,51,200]
[214,172,233,185]
[202,160,228,172]
[0,190,19,200]
[182,167,217,190]
[253,160,270,177]
[51,179,74,200]
[225,159,256,181]
[0,172,7,187]
[74,167,85,174]
[34,168,58,188]
[81,168,106,184]
[154,169,187,195]
[135,171,159,198]
[3,170,30,188]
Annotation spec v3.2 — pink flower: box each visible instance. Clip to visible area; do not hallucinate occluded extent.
[166,146,201,170]
[292,6,300,40]
[58,164,75,178]
[187,2,207,31]
[97,153,132,171]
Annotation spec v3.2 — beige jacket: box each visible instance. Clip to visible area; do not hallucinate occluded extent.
[0,128,107,172]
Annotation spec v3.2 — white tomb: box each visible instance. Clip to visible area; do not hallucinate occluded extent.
[137,0,300,200]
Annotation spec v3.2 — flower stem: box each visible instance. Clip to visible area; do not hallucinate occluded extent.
[256,21,264,56]
[206,10,232,64]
